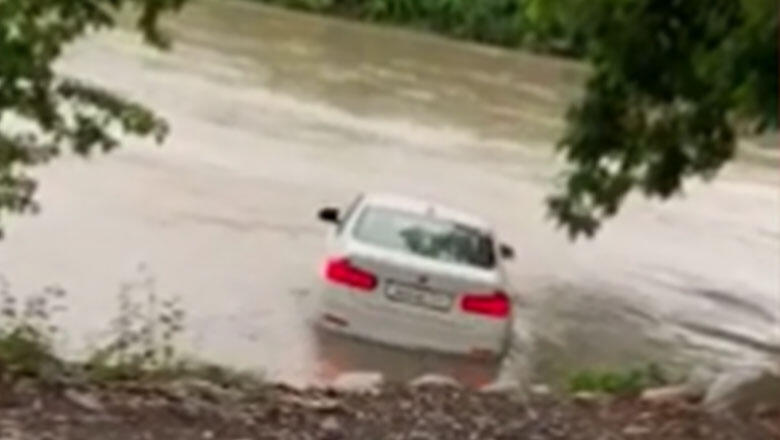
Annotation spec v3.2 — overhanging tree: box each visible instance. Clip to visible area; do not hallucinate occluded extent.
[541,0,777,237]
[0,0,187,237]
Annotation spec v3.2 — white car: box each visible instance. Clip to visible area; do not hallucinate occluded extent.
[315,193,515,359]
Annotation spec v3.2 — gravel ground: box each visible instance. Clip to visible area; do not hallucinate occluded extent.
[0,379,777,440]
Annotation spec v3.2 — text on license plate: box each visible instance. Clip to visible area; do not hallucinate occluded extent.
[385,283,452,311]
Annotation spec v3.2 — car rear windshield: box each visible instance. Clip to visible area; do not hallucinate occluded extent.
[352,206,496,269]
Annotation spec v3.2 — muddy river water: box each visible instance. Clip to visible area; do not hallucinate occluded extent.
[0,0,777,387]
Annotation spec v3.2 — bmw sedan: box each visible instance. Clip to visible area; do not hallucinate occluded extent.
[315,193,515,359]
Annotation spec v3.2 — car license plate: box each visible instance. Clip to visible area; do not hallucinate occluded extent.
[385,283,452,311]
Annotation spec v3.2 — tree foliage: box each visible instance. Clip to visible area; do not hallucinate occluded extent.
[0,0,187,237]
[259,0,585,55]
[543,0,777,237]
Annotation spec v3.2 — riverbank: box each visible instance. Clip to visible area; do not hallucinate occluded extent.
[249,0,582,56]
[2,373,778,439]
[0,285,776,439]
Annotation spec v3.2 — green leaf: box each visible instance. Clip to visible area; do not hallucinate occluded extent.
[0,0,189,238]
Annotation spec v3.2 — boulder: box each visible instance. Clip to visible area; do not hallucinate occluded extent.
[641,366,717,404]
[319,415,344,440]
[331,371,383,395]
[640,384,696,403]
[530,383,552,397]
[685,365,719,396]
[64,388,105,412]
[572,391,602,403]
[480,379,523,394]
[622,424,651,437]
[280,394,343,413]
[703,365,780,414]
[409,374,460,389]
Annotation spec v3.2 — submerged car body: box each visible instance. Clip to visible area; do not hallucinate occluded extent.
[315,193,515,359]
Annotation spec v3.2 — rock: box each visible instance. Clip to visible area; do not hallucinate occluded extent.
[409,374,460,389]
[640,384,697,403]
[480,379,526,396]
[319,415,343,440]
[11,378,38,396]
[407,430,436,440]
[622,424,651,436]
[703,365,780,414]
[173,399,211,420]
[530,383,552,396]
[281,394,343,413]
[51,414,70,423]
[168,378,241,403]
[572,391,602,404]
[320,416,340,430]
[685,365,719,395]
[641,366,717,404]
[331,372,383,395]
[64,389,104,412]
[0,419,22,440]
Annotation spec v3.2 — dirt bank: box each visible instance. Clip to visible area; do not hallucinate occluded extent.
[1,377,777,440]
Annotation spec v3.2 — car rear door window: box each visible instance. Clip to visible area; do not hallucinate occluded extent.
[352,206,495,269]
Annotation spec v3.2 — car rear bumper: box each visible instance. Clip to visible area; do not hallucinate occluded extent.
[316,284,510,359]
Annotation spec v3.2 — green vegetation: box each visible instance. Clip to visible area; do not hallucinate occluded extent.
[0,282,66,380]
[568,363,670,396]
[257,0,587,56]
[0,272,254,386]
[0,0,188,238]
[544,0,777,237]
[84,271,186,381]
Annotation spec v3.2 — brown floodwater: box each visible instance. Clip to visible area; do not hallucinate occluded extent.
[0,0,777,386]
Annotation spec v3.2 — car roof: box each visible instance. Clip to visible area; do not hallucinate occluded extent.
[361,193,491,231]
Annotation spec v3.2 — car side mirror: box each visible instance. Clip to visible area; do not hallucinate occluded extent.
[318,207,340,224]
[499,243,515,260]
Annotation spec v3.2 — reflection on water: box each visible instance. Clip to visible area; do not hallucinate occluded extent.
[311,327,500,388]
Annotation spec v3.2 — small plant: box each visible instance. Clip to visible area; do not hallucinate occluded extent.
[86,267,186,381]
[0,278,67,380]
[568,363,669,396]
[0,269,258,390]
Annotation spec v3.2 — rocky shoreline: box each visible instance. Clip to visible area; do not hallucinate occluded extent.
[1,372,777,440]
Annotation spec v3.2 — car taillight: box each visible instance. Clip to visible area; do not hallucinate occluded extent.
[323,258,377,291]
[460,291,510,318]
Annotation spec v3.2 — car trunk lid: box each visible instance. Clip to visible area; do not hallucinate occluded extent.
[346,239,500,302]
